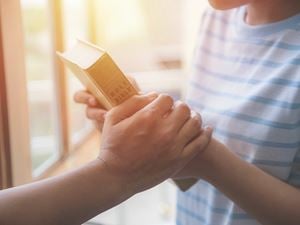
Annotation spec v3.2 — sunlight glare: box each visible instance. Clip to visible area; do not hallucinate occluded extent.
[96,0,147,43]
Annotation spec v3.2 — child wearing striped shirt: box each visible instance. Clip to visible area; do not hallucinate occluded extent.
[175,0,300,224]
[75,0,300,224]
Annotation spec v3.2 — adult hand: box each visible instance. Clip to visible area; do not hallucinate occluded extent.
[0,93,212,225]
[98,93,213,194]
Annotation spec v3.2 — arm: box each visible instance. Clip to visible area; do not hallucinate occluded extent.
[0,93,212,225]
[75,78,300,224]
[177,138,300,225]
[0,161,129,225]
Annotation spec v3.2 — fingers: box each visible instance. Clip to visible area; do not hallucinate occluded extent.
[87,97,102,108]
[182,126,213,159]
[166,101,191,132]
[140,94,174,117]
[86,107,107,122]
[74,90,93,104]
[106,93,158,125]
[177,113,203,148]
[74,90,104,108]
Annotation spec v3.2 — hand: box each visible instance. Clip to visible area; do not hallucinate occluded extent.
[73,76,140,131]
[98,93,213,194]
[173,137,221,180]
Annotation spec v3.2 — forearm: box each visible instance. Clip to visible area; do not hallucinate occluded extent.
[202,139,300,225]
[0,160,132,225]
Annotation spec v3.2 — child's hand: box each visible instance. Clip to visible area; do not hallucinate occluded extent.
[173,136,222,180]
[73,90,107,130]
[98,93,213,193]
[73,76,140,131]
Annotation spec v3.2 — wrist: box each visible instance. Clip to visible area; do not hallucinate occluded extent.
[172,138,221,180]
[91,159,135,201]
[193,138,226,181]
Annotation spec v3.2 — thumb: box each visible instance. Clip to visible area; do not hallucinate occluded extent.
[182,126,213,160]
[105,92,158,125]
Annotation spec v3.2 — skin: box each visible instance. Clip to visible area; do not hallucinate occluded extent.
[0,93,213,225]
[176,139,300,225]
[209,0,300,25]
[245,0,300,25]
[76,1,300,224]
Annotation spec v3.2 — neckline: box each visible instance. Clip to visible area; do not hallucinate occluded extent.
[235,6,300,39]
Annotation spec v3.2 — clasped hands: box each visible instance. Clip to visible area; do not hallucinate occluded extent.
[74,82,214,193]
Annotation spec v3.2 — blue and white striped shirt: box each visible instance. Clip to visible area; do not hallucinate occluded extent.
[177,6,300,225]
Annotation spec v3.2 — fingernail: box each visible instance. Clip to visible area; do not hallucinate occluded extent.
[147,92,158,100]
[174,100,183,107]
[191,110,197,118]
[204,126,213,134]
[89,98,97,106]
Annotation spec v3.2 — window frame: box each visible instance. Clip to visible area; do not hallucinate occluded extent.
[0,0,96,185]
[62,0,97,152]
[49,0,70,159]
[0,0,32,185]
[0,20,12,189]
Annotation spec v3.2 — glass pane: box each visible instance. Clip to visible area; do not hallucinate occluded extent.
[93,0,184,73]
[62,0,93,147]
[21,0,59,174]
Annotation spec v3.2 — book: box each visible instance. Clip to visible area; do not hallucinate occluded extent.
[58,40,196,191]
[57,40,138,110]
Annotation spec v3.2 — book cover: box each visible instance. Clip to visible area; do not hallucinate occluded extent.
[57,40,138,110]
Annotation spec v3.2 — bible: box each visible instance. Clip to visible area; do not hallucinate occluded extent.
[57,40,138,109]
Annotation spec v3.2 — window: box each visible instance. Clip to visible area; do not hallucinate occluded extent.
[92,0,184,72]
[19,0,96,176]
[21,0,60,174]
[62,0,93,148]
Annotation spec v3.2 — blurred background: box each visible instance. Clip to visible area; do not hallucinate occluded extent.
[5,0,208,224]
